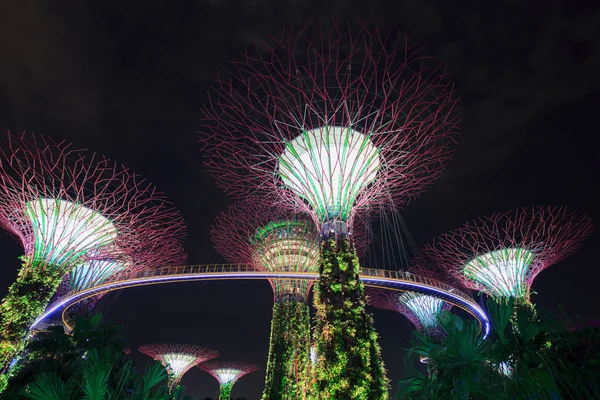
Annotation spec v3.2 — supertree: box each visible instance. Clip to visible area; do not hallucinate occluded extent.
[211,200,320,400]
[366,288,452,334]
[199,21,460,399]
[421,206,593,304]
[198,360,259,400]
[139,343,219,391]
[0,131,185,373]
[58,235,187,318]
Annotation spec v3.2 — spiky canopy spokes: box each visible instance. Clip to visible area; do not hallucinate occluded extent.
[0,131,185,275]
[200,21,460,229]
[421,206,593,301]
[211,199,320,301]
[366,288,452,332]
[139,343,219,388]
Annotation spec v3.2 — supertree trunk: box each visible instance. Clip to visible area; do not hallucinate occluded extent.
[263,299,311,400]
[219,382,234,400]
[0,259,62,362]
[312,238,388,400]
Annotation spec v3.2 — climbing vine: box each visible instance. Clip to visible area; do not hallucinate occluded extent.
[0,258,63,371]
[263,299,311,400]
[219,381,234,400]
[312,238,388,400]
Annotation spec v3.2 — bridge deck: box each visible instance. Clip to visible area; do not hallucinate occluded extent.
[33,264,490,336]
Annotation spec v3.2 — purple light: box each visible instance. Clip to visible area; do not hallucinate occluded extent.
[32,271,490,336]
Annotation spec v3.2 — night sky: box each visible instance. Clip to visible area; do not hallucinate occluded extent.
[1,1,599,399]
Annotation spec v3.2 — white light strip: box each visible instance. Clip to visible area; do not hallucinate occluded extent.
[32,272,490,337]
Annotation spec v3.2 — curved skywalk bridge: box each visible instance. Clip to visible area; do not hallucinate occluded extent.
[33,264,490,336]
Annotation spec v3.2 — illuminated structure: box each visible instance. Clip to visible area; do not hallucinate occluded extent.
[199,360,259,400]
[0,131,185,372]
[211,201,319,400]
[139,343,219,390]
[58,236,187,317]
[367,288,451,333]
[200,22,460,398]
[422,206,593,302]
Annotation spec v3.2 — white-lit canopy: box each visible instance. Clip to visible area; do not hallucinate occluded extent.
[464,248,534,299]
[278,125,381,223]
[24,198,117,267]
[252,221,319,273]
[161,353,199,380]
[398,292,446,329]
[214,368,243,384]
[69,258,127,292]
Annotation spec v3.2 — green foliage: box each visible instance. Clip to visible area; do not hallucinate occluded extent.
[398,298,600,400]
[2,314,180,400]
[312,238,388,400]
[219,381,233,400]
[262,300,311,400]
[0,259,64,372]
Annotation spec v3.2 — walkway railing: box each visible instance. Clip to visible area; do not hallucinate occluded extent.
[37,264,489,336]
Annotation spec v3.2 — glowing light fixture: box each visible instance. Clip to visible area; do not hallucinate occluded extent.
[464,248,533,299]
[24,198,117,266]
[398,292,447,329]
[251,220,320,273]
[69,258,126,293]
[139,343,219,390]
[278,125,381,223]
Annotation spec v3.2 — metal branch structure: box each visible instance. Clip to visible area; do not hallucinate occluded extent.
[212,200,319,399]
[200,21,460,399]
[366,287,451,332]
[198,360,259,400]
[421,206,593,302]
[139,343,219,390]
[0,131,185,373]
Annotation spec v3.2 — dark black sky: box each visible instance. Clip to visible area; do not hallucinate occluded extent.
[0,1,599,398]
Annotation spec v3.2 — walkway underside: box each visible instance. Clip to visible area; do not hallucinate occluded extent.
[32,264,490,336]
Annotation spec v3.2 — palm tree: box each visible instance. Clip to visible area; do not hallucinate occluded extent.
[398,299,600,399]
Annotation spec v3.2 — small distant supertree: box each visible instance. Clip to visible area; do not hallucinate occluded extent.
[421,206,593,304]
[212,200,319,400]
[0,131,185,373]
[200,22,460,398]
[366,288,451,333]
[139,343,219,391]
[198,360,259,400]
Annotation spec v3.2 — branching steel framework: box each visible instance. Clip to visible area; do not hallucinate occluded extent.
[211,201,320,301]
[0,131,185,373]
[199,360,259,400]
[421,206,593,302]
[139,343,219,390]
[199,21,461,399]
[199,22,460,230]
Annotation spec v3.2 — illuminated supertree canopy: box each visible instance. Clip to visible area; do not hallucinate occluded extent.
[0,131,185,372]
[139,343,219,390]
[421,206,593,302]
[60,235,187,317]
[212,200,320,301]
[366,288,451,332]
[212,200,318,399]
[198,360,259,400]
[200,22,460,399]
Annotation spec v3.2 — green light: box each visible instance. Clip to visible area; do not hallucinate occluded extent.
[24,198,117,268]
[464,248,534,299]
[278,125,381,223]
